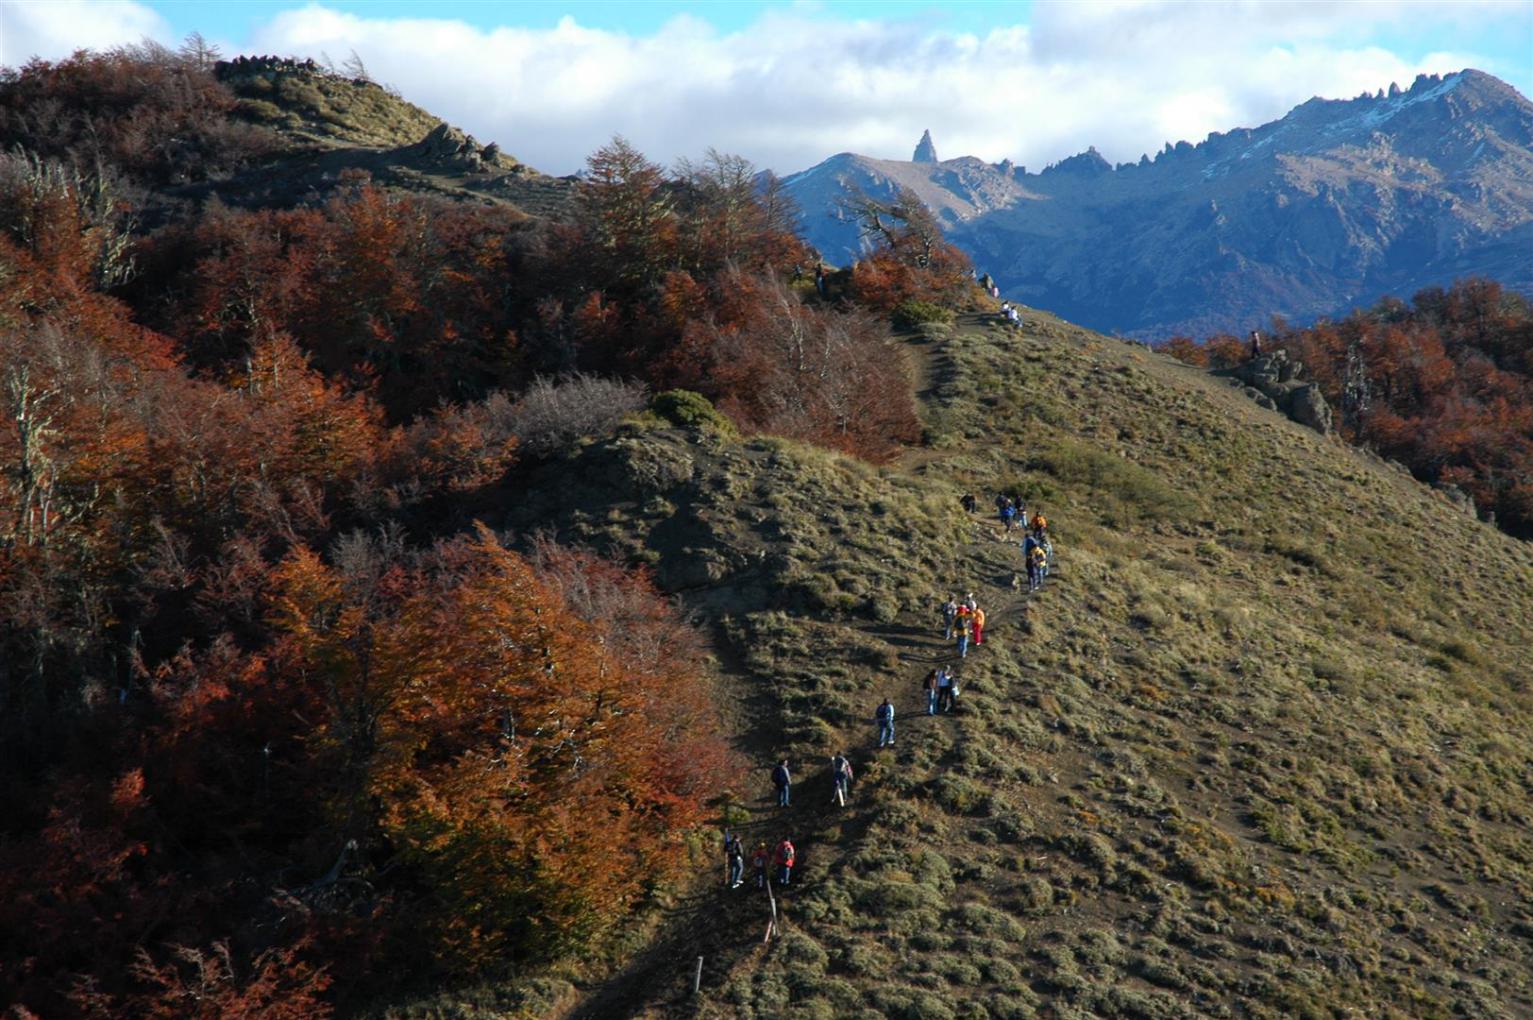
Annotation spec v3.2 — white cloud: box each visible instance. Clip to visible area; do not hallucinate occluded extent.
[10,1,1524,179]
[0,0,171,66]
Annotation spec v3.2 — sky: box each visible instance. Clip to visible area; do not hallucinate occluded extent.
[2,1,1530,176]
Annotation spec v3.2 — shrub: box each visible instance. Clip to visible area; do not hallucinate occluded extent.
[506,374,647,456]
[650,388,736,434]
[892,299,957,330]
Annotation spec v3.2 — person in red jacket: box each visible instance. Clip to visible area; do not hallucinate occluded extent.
[774,838,796,886]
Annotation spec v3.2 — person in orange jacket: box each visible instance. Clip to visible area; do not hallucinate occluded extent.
[972,604,986,646]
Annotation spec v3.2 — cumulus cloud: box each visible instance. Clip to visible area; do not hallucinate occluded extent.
[240,1,1528,175]
[0,0,171,66]
[7,0,1525,178]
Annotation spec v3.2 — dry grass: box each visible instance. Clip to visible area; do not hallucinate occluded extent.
[384,311,1533,1019]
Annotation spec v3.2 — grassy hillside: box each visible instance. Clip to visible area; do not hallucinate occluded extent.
[395,310,1533,1019]
[208,59,574,215]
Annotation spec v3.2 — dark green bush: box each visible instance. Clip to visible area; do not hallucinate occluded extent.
[650,389,737,434]
[893,299,957,330]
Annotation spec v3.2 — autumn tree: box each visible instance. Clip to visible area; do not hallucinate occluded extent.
[264,526,729,972]
[702,273,922,461]
[578,136,677,291]
[843,185,973,311]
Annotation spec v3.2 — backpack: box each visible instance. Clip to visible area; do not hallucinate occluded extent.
[778,841,795,865]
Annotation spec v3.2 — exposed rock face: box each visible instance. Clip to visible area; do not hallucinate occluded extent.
[1229,351,1334,434]
[414,122,511,172]
[912,129,939,163]
[781,69,1533,339]
[1288,384,1334,435]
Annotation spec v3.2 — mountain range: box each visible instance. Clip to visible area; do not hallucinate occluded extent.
[781,70,1533,339]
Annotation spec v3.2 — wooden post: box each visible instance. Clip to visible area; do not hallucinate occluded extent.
[764,879,778,943]
[693,955,704,994]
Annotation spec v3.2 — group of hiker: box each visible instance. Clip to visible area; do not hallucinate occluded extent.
[731,487,1059,898]
[999,300,1022,326]
[969,491,1052,591]
[723,831,796,889]
[922,664,959,714]
[940,592,985,658]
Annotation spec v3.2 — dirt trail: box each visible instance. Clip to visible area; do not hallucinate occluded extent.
[564,314,1048,1018]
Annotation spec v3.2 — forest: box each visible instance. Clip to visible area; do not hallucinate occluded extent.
[1160,280,1533,538]
[0,47,972,1015]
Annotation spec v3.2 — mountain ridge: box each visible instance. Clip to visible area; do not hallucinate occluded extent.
[782,69,1533,338]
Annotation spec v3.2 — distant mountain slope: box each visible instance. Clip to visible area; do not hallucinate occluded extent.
[783,70,1533,338]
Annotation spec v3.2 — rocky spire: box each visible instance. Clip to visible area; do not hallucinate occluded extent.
[912,129,939,163]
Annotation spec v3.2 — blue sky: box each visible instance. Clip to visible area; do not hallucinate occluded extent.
[3,1,1530,175]
[137,1,1046,40]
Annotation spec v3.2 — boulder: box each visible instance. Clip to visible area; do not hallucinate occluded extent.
[419,122,469,159]
[1288,384,1333,435]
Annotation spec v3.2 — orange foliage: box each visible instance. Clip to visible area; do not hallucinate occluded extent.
[1257,280,1532,536]
[265,526,728,971]
[702,273,922,461]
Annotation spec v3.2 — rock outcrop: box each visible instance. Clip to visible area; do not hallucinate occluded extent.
[1226,350,1333,434]
[413,122,512,172]
[912,129,939,163]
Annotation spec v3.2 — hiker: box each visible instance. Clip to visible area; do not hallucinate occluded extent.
[972,604,986,646]
[923,667,940,715]
[994,493,1009,515]
[963,592,978,612]
[941,595,959,639]
[775,838,796,886]
[1028,545,1047,592]
[772,759,792,807]
[830,752,854,806]
[876,697,895,747]
[955,610,971,659]
[1031,512,1048,539]
[936,665,956,713]
[724,831,745,888]
[960,492,977,514]
[1001,501,1017,533]
[1022,532,1040,564]
[1250,329,1262,358]
[814,263,827,297]
[752,843,769,889]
